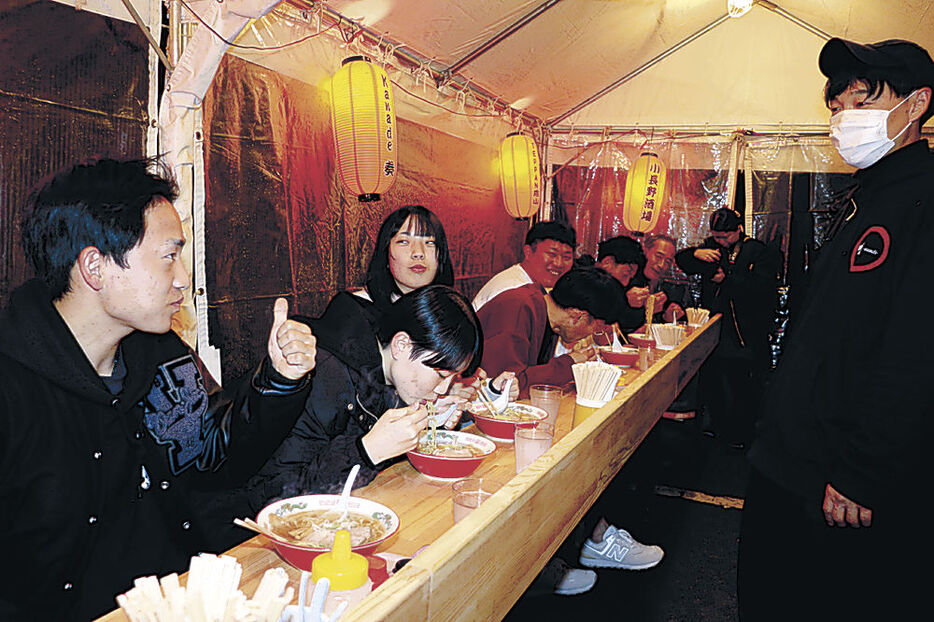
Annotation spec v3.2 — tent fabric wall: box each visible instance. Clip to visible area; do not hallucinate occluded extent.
[202,55,526,383]
[0,0,149,303]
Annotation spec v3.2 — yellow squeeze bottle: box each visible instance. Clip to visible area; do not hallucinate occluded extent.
[311,529,373,616]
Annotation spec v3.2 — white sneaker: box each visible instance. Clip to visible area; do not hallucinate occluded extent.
[579,525,664,570]
[528,558,597,596]
[553,564,597,596]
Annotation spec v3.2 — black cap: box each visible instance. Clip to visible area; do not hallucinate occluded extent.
[819,38,934,86]
[710,208,742,232]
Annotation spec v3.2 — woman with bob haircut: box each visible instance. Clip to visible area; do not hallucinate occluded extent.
[241,284,484,508]
[356,205,455,314]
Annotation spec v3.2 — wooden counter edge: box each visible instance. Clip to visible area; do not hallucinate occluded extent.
[341,317,720,622]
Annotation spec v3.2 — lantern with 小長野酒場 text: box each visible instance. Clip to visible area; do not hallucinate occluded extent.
[622,152,667,235]
[498,132,542,220]
[330,56,397,202]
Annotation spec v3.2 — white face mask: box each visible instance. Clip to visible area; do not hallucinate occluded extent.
[829,91,917,169]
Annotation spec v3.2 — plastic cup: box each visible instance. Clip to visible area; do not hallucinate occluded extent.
[573,396,608,427]
[514,423,554,473]
[529,384,561,427]
[452,478,494,523]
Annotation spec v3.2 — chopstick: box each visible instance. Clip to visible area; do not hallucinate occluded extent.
[476,382,499,416]
[233,517,281,541]
[614,324,630,345]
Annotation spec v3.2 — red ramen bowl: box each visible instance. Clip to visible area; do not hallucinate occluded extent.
[471,403,548,442]
[598,345,639,367]
[407,430,496,479]
[627,331,656,348]
[255,495,399,569]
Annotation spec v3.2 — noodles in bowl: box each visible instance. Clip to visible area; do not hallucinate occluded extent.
[407,429,495,479]
[470,403,548,441]
[267,508,386,549]
[256,495,399,568]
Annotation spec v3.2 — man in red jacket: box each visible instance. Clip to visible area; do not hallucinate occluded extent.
[477,266,625,397]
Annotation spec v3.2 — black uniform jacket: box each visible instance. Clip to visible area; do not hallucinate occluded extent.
[0,280,309,620]
[748,140,934,523]
[242,291,402,512]
[676,235,780,358]
[618,270,687,333]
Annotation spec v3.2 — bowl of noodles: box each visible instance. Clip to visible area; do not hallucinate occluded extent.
[407,429,496,479]
[470,402,548,442]
[256,495,399,569]
[627,330,656,348]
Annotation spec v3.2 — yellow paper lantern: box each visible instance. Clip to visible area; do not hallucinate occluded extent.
[499,132,542,220]
[330,56,397,202]
[622,152,667,234]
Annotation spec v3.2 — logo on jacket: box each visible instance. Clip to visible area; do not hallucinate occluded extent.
[140,354,208,475]
[849,225,890,273]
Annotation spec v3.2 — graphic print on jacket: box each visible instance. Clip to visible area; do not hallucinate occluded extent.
[141,354,209,474]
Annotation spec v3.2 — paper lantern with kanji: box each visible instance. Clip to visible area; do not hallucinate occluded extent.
[622,152,667,235]
[498,132,542,220]
[330,56,397,202]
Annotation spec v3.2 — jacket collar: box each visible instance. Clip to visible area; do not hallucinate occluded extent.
[0,279,177,404]
[301,292,385,382]
[854,139,933,188]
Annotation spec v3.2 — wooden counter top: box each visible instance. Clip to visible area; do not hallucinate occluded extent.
[97,318,719,621]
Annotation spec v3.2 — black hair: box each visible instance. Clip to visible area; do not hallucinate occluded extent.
[824,69,934,126]
[21,157,179,300]
[597,235,645,268]
[365,205,454,311]
[377,284,483,376]
[550,267,626,324]
[709,208,743,232]
[524,220,577,250]
[574,254,595,268]
[643,233,676,253]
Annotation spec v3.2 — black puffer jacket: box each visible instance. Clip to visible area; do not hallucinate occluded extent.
[243,292,402,512]
[0,280,309,621]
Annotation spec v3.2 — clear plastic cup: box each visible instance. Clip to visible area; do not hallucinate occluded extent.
[514,423,554,473]
[452,478,494,523]
[529,384,561,427]
[573,396,608,427]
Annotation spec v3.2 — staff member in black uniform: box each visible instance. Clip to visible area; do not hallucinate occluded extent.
[676,209,780,448]
[738,38,934,620]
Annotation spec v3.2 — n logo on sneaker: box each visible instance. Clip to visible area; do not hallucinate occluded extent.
[606,543,632,562]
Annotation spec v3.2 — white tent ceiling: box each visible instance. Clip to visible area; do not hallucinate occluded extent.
[317,0,934,131]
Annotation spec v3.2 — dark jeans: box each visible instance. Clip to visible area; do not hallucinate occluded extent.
[738,469,922,621]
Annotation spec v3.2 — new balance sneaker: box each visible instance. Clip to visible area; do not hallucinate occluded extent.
[579,525,664,570]
[528,558,597,596]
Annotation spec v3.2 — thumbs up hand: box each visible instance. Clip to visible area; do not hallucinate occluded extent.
[267,297,316,380]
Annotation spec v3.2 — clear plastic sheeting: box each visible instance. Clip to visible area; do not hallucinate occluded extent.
[550,135,733,259]
[549,132,852,352]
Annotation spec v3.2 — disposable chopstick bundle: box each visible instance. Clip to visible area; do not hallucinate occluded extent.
[686,307,709,325]
[116,553,294,622]
[572,361,622,403]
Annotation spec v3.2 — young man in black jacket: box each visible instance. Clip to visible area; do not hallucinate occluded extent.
[0,158,317,620]
[675,208,780,448]
[738,38,934,620]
